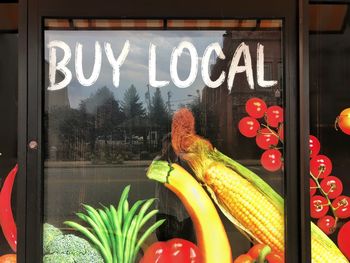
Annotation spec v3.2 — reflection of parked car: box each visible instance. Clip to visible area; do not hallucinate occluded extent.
[131,135,143,144]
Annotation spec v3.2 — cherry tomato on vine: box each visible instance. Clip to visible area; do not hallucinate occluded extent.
[309,135,321,158]
[255,128,279,150]
[338,221,350,260]
[239,117,260,138]
[332,196,350,219]
[310,179,317,197]
[310,195,329,219]
[260,149,282,172]
[317,215,336,235]
[320,176,343,199]
[266,106,283,127]
[336,108,350,135]
[245,97,267,119]
[310,155,332,178]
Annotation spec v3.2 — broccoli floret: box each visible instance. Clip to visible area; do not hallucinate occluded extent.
[43,225,103,263]
[43,254,75,263]
[43,223,63,254]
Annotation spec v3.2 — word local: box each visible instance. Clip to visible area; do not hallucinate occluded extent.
[47,40,278,91]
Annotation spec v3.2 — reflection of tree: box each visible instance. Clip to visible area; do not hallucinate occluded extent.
[121,85,145,119]
[49,106,87,160]
[150,88,169,128]
[149,88,171,150]
[80,87,124,151]
[46,85,175,162]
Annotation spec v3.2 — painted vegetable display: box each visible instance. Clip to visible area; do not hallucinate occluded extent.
[0,254,16,263]
[43,223,103,262]
[147,160,232,263]
[65,185,165,263]
[234,244,283,263]
[335,108,350,135]
[338,221,350,260]
[308,134,350,240]
[238,98,283,173]
[140,238,202,263]
[171,108,348,263]
[0,164,18,252]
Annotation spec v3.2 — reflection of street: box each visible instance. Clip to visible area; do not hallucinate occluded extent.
[44,161,156,226]
[44,160,282,223]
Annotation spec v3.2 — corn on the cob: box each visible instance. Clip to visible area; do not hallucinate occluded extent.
[311,223,348,263]
[171,108,349,263]
[205,162,349,263]
[205,162,284,252]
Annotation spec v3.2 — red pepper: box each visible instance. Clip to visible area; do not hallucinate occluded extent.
[234,244,284,263]
[0,164,18,252]
[233,254,254,263]
[140,238,202,263]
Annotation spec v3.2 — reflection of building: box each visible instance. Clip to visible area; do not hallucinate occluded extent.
[44,61,70,160]
[202,30,283,159]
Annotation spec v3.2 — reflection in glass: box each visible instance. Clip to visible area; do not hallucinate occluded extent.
[43,22,285,262]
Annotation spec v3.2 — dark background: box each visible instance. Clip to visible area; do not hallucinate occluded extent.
[0,33,18,254]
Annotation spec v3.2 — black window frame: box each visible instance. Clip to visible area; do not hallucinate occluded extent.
[18,0,310,262]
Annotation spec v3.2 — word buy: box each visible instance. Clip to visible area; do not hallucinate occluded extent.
[47,40,278,91]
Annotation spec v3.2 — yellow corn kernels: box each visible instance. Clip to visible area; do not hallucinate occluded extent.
[205,162,349,263]
[205,162,284,252]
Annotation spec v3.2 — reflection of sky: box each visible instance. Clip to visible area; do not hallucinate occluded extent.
[45,30,225,109]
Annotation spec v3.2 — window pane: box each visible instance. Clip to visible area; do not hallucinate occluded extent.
[309,4,350,263]
[43,20,285,262]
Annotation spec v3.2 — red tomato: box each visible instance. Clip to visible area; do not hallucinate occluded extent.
[317,215,336,235]
[0,254,16,263]
[309,135,320,158]
[233,254,254,263]
[310,195,329,219]
[260,149,282,172]
[320,176,343,199]
[140,238,202,263]
[338,221,350,259]
[256,128,279,150]
[332,196,350,219]
[310,179,317,197]
[310,155,332,178]
[245,97,267,119]
[239,117,260,138]
[337,108,350,135]
[266,106,283,128]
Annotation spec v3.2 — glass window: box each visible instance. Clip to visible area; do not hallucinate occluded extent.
[309,3,350,263]
[43,19,285,263]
